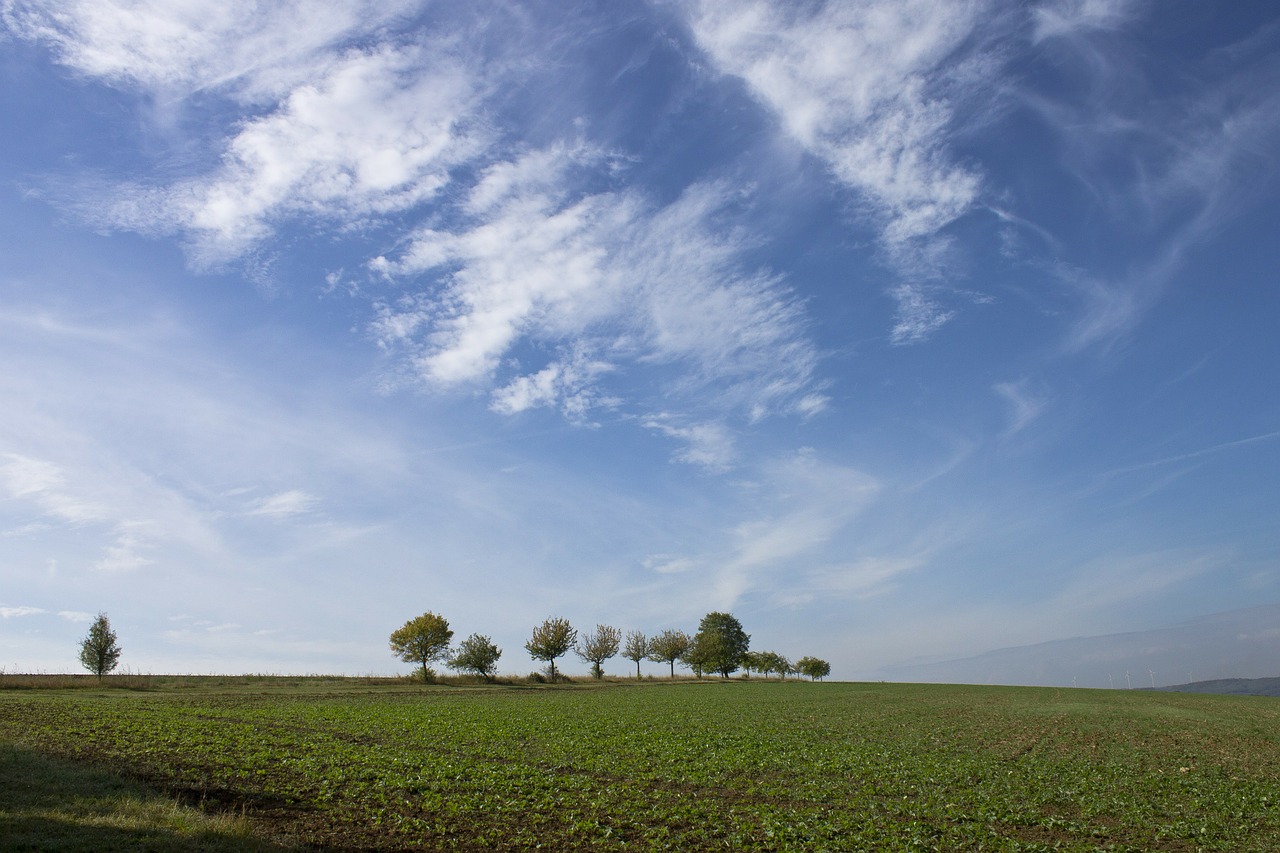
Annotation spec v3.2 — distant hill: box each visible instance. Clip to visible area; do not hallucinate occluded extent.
[881,602,1280,689]
[1156,678,1280,697]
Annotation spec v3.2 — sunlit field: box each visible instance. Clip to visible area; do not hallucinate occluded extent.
[2,677,1277,851]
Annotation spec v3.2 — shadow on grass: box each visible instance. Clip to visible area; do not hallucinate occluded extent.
[0,744,307,852]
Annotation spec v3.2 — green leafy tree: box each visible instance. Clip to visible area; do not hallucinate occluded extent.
[796,656,831,681]
[389,611,454,682]
[622,630,648,678]
[526,617,577,680]
[681,633,709,679]
[646,629,691,678]
[752,651,788,680]
[693,611,750,678]
[78,612,121,679]
[576,624,621,679]
[740,650,766,679]
[448,634,503,680]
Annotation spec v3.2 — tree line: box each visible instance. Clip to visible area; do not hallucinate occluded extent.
[390,610,831,682]
[70,610,831,683]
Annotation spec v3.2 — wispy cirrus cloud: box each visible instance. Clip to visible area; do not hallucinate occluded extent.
[1031,0,1139,44]
[249,490,319,519]
[0,605,46,619]
[7,3,826,450]
[1,0,426,100]
[1028,2,1280,350]
[642,417,737,473]
[684,0,999,343]
[994,380,1047,436]
[105,42,485,264]
[372,149,826,441]
[644,449,881,604]
[0,453,103,525]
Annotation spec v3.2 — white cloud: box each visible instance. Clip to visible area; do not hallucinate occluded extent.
[1023,5,1280,351]
[2,0,426,101]
[642,554,701,576]
[114,43,483,263]
[94,520,159,573]
[372,146,632,387]
[374,151,824,427]
[688,0,984,241]
[58,610,95,623]
[1032,0,1138,43]
[249,490,318,519]
[994,380,1046,435]
[889,284,955,345]
[712,450,881,606]
[686,0,992,340]
[642,417,737,473]
[6,3,485,264]
[801,556,926,602]
[490,346,618,423]
[0,606,46,619]
[0,453,103,524]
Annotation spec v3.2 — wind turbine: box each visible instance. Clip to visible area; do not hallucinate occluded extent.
[1149,670,1156,689]
[1125,670,1131,689]
[1109,673,1115,689]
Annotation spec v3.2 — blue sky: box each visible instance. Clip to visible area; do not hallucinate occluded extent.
[2,0,1278,680]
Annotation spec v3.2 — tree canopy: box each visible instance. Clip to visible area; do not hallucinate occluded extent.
[525,617,576,680]
[78,612,121,679]
[693,611,750,678]
[647,629,691,678]
[622,630,648,678]
[796,656,831,681]
[575,624,621,679]
[448,633,503,680]
[389,611,454,682]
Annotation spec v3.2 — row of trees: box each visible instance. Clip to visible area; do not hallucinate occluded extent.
[389,611,831,682]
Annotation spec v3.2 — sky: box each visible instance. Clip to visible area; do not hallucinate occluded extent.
[2,0,1279,682]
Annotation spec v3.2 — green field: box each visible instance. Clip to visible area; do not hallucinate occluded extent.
[1,677,1276,851]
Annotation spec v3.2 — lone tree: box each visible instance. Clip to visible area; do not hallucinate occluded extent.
[78,612,121,679]
[448,633,503,680]
[622,630,648,678]
[575,624,621,679]
[647,628,691,678]
[694,611,750,678]
[526,617,576,680]
[796,656,831,681]
[389,611,454,682]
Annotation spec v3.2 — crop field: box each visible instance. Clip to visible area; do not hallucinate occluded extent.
[1,678,1277,851]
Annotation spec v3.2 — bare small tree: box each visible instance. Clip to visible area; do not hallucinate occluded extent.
[622,630,648,678]
[576,624,621,679]
[79,612,122,680]
[526,617,577,680]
